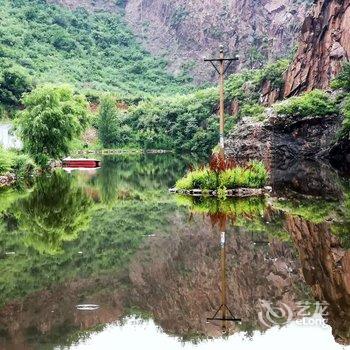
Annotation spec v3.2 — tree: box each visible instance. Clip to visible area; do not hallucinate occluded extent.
[98,96,119,148]
[17,84,89,166]
[0,65,32,107]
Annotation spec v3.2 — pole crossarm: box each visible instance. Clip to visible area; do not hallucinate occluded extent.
[207,304,241,322]
[204,46,239,156]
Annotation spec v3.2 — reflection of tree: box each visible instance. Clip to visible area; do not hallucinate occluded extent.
[87,154,192,205]
[13,170,93,254]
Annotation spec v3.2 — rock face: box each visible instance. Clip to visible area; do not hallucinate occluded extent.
[47,0,310,83]
[284,0,350,97]
[225,112,342,164]
[124,0,309,82]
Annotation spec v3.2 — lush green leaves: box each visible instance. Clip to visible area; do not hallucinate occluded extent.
[17,84,89,166]
[331,62,350,91]
[0,0,191,99]
[273,90,339,117]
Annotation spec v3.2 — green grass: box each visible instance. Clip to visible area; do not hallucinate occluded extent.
[175,161,268,190]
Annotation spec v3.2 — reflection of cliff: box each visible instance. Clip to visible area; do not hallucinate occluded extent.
[286,215,350,345]
[0,213,305,347]
[129,215,304,337]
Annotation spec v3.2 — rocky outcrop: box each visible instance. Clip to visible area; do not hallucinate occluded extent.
[0,173,16,188]
[284,0,350,97]
[225,111,342,164]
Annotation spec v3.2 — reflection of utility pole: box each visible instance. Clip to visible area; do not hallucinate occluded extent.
[207,231,241,334]
[204,46,239,156]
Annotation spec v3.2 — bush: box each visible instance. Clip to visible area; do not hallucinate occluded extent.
[331,62,350,91]
[11,154,35,179]
[175,168,217,190]
[0,65,33,107]
[176,161,268,190]
[339,95,350,139]
[273,90,339,117]
[0,146,13,175]
[240,103,265,120]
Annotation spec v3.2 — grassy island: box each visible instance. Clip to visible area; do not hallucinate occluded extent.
[175,154,268,194]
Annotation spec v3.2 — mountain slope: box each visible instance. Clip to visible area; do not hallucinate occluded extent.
[0,0,190,99]
[48,0,312,83]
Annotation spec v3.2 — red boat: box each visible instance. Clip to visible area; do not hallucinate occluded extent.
[62,158,101,168]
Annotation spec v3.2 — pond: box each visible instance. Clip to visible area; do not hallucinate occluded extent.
[0,154,350,350]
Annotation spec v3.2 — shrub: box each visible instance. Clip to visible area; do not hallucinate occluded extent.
[11,154,35,179]
[331,62,350,91]
[176,161,268,190]
[273,90,339,117]
[0,65,33,107]
[0,146,13,175]
[240,103,265,120]
[339,95,350,139]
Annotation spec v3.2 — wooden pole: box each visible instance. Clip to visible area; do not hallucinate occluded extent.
[204,47,239,158]
[219,46,225,156]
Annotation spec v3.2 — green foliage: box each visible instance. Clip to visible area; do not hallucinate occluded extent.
[10,153,35,179]
[219,161,268,189]
[0,146,13,174]
[331,62,350,91]
[176,168,217,190]
[98,96,132,148]
[176,161,268,190]
[0,146,35,178]
[257,59,289,90]
[273,198,336,224]
[176,195,266,218]
[273,90,339,118]
[240,103,265,120]
[17,84,89,166]
[339,95,350,139]
[13,170,93,254]
[225,59,288,119]
[0,65,32,107]
[98,96,118,148]
[0,0,191,99]
[115,88,219,153]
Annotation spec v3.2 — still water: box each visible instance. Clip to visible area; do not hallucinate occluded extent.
[0,154,350,350]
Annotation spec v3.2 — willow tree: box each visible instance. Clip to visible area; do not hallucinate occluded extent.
[17,84,89,167]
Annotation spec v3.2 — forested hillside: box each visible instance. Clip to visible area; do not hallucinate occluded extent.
[0,0,190,100]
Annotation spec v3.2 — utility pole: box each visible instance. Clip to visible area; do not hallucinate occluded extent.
[204,46,239,156]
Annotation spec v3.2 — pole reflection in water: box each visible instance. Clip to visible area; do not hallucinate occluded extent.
[206,229,241,334]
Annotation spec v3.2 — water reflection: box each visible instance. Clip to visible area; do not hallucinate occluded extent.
[0,155,350,348]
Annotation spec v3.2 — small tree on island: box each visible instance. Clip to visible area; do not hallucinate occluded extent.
[17,85,89,167]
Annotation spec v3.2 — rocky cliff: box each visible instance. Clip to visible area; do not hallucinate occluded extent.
[284,0,350,97]
[125,0,310,82]
[48,0,310,83]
